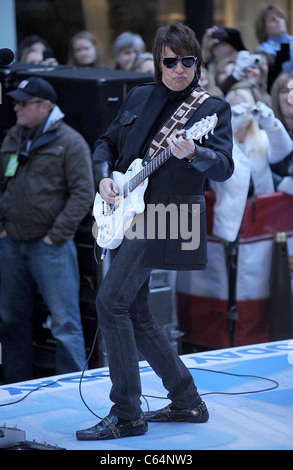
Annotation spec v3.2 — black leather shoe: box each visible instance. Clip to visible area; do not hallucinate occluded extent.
[76,413,148,440]
[144,401,209,423]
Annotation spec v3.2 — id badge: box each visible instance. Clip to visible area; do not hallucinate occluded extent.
[4,154,19,177]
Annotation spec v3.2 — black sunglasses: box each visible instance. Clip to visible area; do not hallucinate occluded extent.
[161,56,197,69]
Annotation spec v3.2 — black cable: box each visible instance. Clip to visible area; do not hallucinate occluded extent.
[77,323,104,420]
[93,241,107,265]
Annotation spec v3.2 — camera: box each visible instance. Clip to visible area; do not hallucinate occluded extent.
[212,29,229,41]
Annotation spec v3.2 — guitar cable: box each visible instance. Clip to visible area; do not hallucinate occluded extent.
[78,242,281,417]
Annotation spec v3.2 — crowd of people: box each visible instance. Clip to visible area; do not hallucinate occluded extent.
[17,29,153,72]
[0,4,293,440]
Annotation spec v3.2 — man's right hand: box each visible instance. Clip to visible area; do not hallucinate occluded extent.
[0,230,7,238]
[99,178,119,204]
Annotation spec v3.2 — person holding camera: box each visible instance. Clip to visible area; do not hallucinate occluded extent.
[18,34,58,66]
[255,5,293,88]
[0,77,95,383]
[67,31,103,67]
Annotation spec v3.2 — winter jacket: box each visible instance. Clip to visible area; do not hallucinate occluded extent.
[0,106,95,245]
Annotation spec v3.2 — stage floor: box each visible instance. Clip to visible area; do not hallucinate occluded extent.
[0,340,293,451]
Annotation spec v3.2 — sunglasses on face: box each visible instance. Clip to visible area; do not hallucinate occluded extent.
[161,56,197,69]
[13,99,44,107]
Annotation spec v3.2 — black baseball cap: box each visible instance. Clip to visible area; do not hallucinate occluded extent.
[7,77,57,103]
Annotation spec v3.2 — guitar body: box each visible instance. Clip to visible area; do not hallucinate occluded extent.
[93,158,148,249]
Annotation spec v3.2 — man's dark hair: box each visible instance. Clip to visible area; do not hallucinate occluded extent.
[153,22,203,81]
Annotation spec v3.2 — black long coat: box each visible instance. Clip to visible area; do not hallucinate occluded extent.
[93,79,233,270]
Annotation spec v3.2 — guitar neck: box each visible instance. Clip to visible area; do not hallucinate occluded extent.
[128,146,172,193]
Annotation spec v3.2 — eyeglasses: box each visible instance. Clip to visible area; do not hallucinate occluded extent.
[13,99,44,107]
[161,56,197,69]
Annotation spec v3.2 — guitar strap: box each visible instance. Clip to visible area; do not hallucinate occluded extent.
[147,87,210,161]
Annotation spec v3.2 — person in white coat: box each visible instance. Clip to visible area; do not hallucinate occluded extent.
[210,87,293,242]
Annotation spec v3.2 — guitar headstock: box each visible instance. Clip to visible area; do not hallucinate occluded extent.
[185,113,218,143]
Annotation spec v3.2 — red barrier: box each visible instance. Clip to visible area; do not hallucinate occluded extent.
[177,191,293,349]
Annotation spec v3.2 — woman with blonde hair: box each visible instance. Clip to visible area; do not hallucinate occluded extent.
[214,56,236,88]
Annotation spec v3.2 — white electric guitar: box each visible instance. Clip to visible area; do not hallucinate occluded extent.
[93,113,218,250]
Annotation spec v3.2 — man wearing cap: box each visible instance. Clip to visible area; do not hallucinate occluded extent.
[0,77,95,383]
